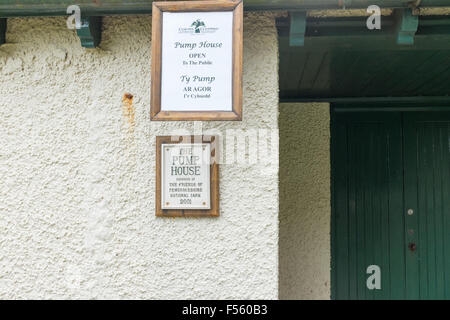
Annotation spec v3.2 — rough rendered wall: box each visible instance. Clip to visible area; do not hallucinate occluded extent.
[0,13,279,299]
[279,103,330,299]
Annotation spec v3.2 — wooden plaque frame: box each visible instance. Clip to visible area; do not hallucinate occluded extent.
[156,135,220,217]
[151,0,243,121]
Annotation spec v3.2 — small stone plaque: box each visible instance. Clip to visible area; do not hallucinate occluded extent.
[161,143,211,210]
[156,136,219,217]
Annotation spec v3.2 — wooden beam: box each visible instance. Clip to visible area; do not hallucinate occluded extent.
[76,16,101,48]
[0,18,6,45]
[281,96,450,105]
[289,11,306,46]
[278,34,450,51]
[395,9,419,45]
[2,1,450,17]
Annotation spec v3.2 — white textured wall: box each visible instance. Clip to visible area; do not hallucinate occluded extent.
[0,13,279,299]
[279,103,331,300]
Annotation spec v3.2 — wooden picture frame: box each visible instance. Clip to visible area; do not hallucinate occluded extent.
[151,0,243,121]
[156,135,220,217]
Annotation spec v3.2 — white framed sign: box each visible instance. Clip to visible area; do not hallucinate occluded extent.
[161,11,233,112]
[151,0,243,121]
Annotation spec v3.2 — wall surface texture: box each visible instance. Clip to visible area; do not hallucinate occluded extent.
[279,103,331,299]
[0,13,279,299]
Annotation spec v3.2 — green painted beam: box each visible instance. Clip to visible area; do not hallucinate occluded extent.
[278,34,450,52]
[1,0,450,17]
[281,96,450,105]
[76,16,102,48]
[289,11,306,46]
[395,9,419,45]
[0,18,5,45]
[277,15,450,50]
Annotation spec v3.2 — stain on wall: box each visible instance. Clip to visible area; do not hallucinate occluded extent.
[122,92,135,129]
[279,102,331,300]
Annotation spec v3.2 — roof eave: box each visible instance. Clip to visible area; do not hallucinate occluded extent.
[1,0,450,18]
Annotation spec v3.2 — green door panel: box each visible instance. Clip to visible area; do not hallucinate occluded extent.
[331,112,406,300]
[332,110,450,300]
[403,112,450,300]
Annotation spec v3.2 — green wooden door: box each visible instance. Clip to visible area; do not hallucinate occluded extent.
[331,110,450,300]
[403,112,450,299]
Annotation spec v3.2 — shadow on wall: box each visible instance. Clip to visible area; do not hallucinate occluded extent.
[278,103,331,300]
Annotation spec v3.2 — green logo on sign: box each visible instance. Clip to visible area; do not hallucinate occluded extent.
[191,19,205,33]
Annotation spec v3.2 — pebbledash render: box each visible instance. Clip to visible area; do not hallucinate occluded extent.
[0,12,281,300]
[1,1,450,300]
